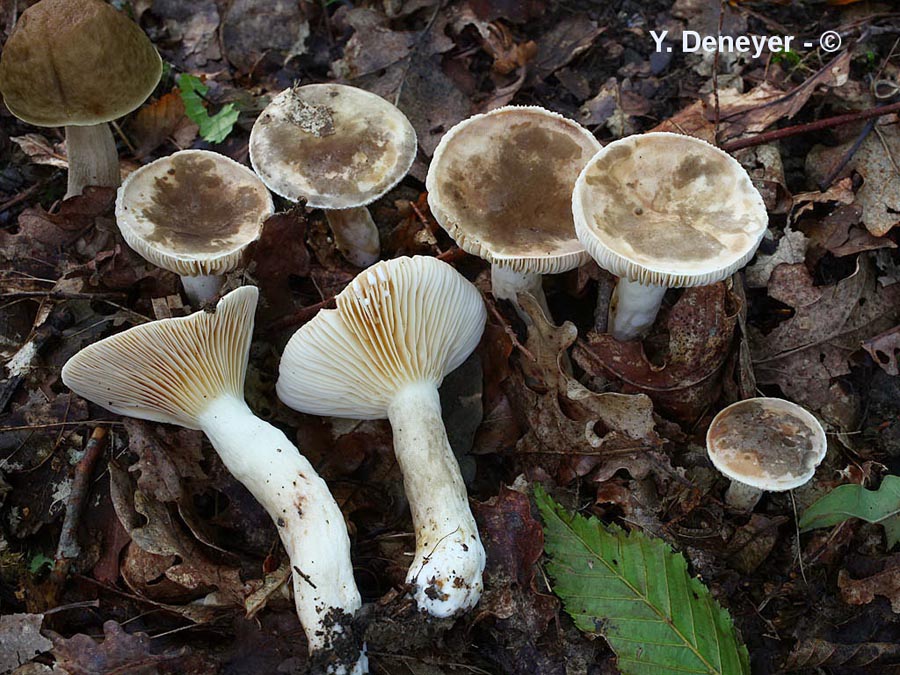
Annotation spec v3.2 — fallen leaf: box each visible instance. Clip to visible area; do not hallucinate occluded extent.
[574,283,740,422]
[807,123,900,237]
[529,14,603,82]
[746,226,808,288]
[149,0,221,69]
[863,326,900,376]
[725,514,788,574]
[839,555,900,613]
[751,259,900,427]
[128,92,199,158]
[784,639,900,670]
[10,134,67,168]
[222,0,309,72]
[0,614,52,673]
[472,485,543,585]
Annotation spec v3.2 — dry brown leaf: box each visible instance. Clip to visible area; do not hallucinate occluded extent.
[863,326,900,376]
[784,638,900,670]
[0,614,52,673]
[839,556,900,612]
[746,226,808,288]
[529,14,603,82]
[751,259,900,427]
[725,514,788,574]
[10,134,68,168]
[128,92,198,158]
[573,283,740,422]
[807,123,900,236]
[222,0,309,72]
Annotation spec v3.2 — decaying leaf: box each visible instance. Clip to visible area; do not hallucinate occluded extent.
[574,283,740,422]
[0,613,52,673]
[863,326,900,376]
[751,259,900,427]
[509,295,663,483]
[784,638,900,670]
[10,134,68,169]
[128,91,199,158]
[839,555,900,613]
[221,0,309,72]
[746,227,808,288]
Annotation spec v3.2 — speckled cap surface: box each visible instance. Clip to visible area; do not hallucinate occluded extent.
[0,0,162,127]
[249,84,417,210]
[572,132,768,287]
[116,150,274,276]
[706,397,827,491]
[426,106,601,274]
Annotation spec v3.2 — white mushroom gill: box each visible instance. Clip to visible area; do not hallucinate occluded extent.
[277,256,488,617]
[61,287,366,675]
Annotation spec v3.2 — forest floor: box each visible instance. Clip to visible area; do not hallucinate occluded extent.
[2,0,900,673]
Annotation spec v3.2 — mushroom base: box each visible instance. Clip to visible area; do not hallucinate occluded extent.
[725,479,764,511]
[181,274,226,306]
[608,278,667,341]
[198,396,365,672]
[491,263,551,321]
[326,207,380,268]
[388,381,486,617]
[65,123,120,199]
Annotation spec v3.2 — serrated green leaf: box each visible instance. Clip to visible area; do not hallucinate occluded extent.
[177,74,239,144]
[535,485,750,675]
[799,475,900,548]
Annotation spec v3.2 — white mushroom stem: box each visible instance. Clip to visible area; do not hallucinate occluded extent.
[491,263,551,321]
[326,208,380,268]
[181,274,226,306]
[65,123,120,199]
[198,395,366,674]
[608,278,668,341]
[724,480,764,511]
[387,381,485,618]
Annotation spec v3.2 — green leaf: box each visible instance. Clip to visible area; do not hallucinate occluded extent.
[535,485,750,675]
[177,74,239,144]
[799,475,900,548]
[28,553,52,575]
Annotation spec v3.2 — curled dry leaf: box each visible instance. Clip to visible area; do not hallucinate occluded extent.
[838,555,900,613]
[573,282,740,422]
[128,91,198,158]
[10,134,68,168]
[508,294,662,484]
[784,638,900,671]
[0,613,52,673]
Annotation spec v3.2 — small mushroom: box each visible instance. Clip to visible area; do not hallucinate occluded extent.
[706,397,827,511]
[62,288,366,675]
[426,106,601,320]
[0,0,161,199]
[249,84,417,268]
[572,132,768,341]
[115,149,274,306]
[277,256,487,618]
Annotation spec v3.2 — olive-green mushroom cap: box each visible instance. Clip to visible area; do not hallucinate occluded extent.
[0,0,162,127]
[249,84,417,210]
[426,106,601,275]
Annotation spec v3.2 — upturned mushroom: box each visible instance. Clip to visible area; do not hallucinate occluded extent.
[249,84,417,268]
[61,287,366,675]
[706,397,827,510]
[0,0,162,199]
[572,132,768,341]
[426,106,601,320]
[276,256,487,617]
[115,149,274,306]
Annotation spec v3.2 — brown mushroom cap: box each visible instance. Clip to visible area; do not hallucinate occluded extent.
[0,0,162,127]
[115,150,274,276]
[249,84,417,210]
[572,132,768,287]
[706,397,827,492]
[426,106,601,275]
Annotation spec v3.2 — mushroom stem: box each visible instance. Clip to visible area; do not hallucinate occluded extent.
[491,263,551,321]
[608,278,667,341]
[724,479,764,511]
[181,274,226,306]
[326,208,380,268]
[387,381,485,617]
[65,123,120,199]
[199,395,365,674]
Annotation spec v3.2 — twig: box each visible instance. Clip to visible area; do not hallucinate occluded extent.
[484,298,535,362]
[266,295,336,331]
[48,427,109,600]
[721,101,900,152]
[818,118,876,190]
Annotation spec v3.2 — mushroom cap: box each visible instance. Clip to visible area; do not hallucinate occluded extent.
[115,150,274,277]
[572,132,768,287]
[249,84,417,210]
[61,286,257,430]
[426,106,601,275]
[277,256,486,420]
[0,0,162,127]
[706,397,827,492]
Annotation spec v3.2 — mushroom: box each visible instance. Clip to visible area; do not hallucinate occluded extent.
[61,287,366,675]
[115,149,274,306]
[0,0,161,199]
[572,132,768,341]
[706,397,827,510]
[276,256,487,617]
[426,106,601,320]
[249,84,417,268]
